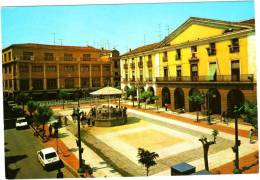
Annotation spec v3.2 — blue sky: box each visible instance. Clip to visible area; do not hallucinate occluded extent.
[1,1,255,53]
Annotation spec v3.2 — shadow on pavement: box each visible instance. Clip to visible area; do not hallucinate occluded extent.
[5,154,27,179]
[126,117,141,125]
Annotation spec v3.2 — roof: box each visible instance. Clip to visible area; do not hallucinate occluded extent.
[2,43,112,52]
[41,147,56,154]
[90,86,123,96]
[121,42,160,57]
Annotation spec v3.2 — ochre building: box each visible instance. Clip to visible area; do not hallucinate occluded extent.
[2,43,120,100]
[120,17,256,116]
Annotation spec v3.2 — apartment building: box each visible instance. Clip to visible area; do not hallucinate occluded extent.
[121,17,256,116]
[2,43,120,100]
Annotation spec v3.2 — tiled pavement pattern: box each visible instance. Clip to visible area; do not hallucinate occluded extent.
[53,104,258,176]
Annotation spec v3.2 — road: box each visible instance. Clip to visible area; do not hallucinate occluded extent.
[4,118,74,179]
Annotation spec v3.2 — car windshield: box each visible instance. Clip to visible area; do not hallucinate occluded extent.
[45,152,57,159]
[17,118,26,123]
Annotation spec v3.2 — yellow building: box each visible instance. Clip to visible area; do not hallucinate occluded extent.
[121,17,256,116]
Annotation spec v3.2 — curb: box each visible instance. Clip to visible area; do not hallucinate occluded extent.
[61,159,81,178]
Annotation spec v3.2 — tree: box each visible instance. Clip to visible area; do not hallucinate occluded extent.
[58,90,69,109]
[127,87,137,107]
[199,129,219,171]
[16,92,30,114]
[35,105,53,137]
[242,100,258,130]
[140,91,153,110]
[189,92,205,122]
[137,148,159,176]
[75,89,84,107]
[27,100,38,123]
[152,95,160,112]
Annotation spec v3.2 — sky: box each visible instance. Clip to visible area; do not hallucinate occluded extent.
[1,1,255,54]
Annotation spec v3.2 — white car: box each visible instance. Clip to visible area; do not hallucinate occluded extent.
[16,117,28,129]
[37,147,60,169]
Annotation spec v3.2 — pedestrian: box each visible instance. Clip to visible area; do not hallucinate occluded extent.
[165,104,168,111]
[221,111,226,123]
[249,128,254,144]
[48,124,53,137]
[56,169,64,178]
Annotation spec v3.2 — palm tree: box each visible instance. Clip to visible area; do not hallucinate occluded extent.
[242,100,258,130]
[189,92,205,122]
[16,92,30,114]
[58,90,69,109]
[27,100,38,124]
[199,129,218,171]
[127,87,137,107]
[137,148,159,176]
[141,91,153,110]
[35,105,53,137]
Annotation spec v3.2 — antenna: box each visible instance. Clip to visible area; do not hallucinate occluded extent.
[52,32,57,45]
[58,38,63,46]
[165,25,170,36]
[143,34,146,46]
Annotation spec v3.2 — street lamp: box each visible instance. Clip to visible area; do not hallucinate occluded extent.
[71,108,84,174]
[232,105,242,174]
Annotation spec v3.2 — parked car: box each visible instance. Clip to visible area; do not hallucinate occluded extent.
[37,147,60,169]
[16,117,29,129]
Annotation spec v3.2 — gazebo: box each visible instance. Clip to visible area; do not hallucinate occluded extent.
[89,87,127,127]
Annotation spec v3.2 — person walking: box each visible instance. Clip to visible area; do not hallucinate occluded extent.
[56,169,64,178]
[249,129,254,144]
[48,124,53,137]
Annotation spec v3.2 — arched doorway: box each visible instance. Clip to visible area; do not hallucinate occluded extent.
[227,89,245,117]
[207,88,221,114]
[189,88,201,112]
[148,86,155,103]
[174,87,185,109]
[162,87,171,107]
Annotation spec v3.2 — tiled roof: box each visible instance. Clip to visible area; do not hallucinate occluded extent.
[239,19,255,26]
[121,42,160,57]
[3,43,109,52]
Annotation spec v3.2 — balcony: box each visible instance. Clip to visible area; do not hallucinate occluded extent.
[123,64,128,69]
[138,61,143,68]
[206,48,216,56]
[229,45,240,53]
[156,74,254,83]
[163,56,168,62]
[189,53,199,62]
[145,77,153,82]
[131,63,135,69]
[147,60,153,67]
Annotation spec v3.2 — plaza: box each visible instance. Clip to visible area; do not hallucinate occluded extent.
[53,102,258,176]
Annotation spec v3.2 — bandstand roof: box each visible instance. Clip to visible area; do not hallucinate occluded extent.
[90,87,123,96]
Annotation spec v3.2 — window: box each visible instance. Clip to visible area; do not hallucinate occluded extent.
[23,52,33,60]
[208,62,217,81]
[207,43,216,56]
[44,53,54,61]
[32,79,43,90]
[4,67,7,74]
[148,70,152,79]
[20,79,29,90]
[19,64,29,73]
[80,65,90,71]
[65,78,74,88]
[92,65,100,71]
[47,65,57,72]
[229,38,239,53]
[32,65,43,72]
[83,54,91,61]
[176,49,181,60]
[8,66,12,74]
[9,80,12,88]
[64,53,73,61]
[114,61,119,68]
[191,45,197,53]
[81,78,90,88]
[5,80,8,88]
[8,52,11,61]
[190,64,198,81]
[163,51,168,62]
[132,71,135,81]
[140,70,143,81]
[231,60,240,81]
[148,55,152,61]
[163,67,168,78]
[115,72,119,76]
[139,56,143,61]
[4,54,7,62]
[176,66,182,78]
[47,79,57,89]
[103,65,110,71]
[64,65,74,71]
[92,78,101,87]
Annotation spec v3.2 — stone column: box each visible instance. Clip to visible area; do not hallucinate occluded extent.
[43,64,46,90]
[57,64,60,89]
[89,64,92,87]
[183,88,190,112]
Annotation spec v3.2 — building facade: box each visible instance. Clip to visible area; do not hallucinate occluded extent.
[2,43,120,100]
[121,17,256,116]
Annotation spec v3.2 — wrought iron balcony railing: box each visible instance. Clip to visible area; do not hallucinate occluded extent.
[156,74,254,82]
[229,45,240,53]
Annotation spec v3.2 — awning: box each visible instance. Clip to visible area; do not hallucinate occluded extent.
[90,86,122,96]
[208,63,216,80]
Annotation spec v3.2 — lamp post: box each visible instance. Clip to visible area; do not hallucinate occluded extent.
[232,105,241,174]
[72,108,84,174]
